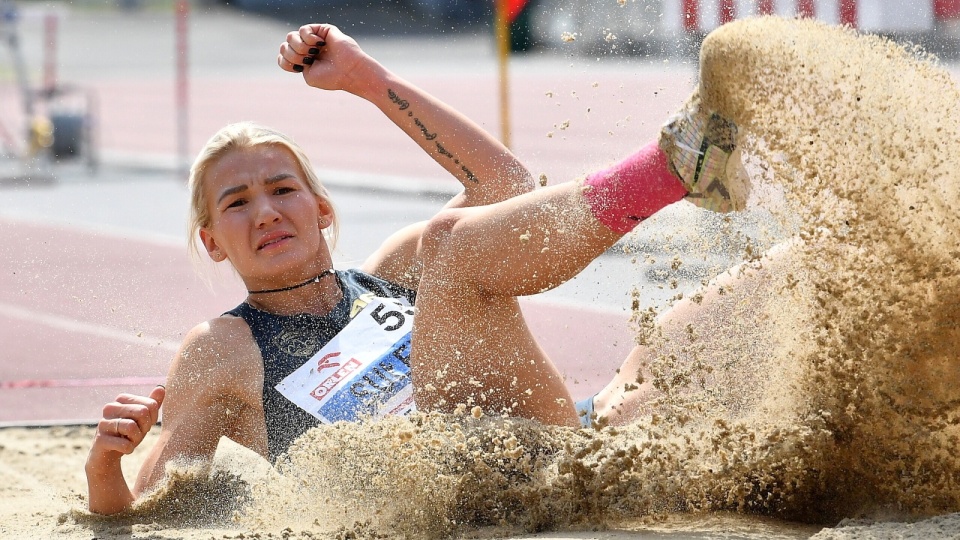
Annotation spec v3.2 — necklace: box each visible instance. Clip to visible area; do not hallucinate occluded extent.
[247,268,335,295]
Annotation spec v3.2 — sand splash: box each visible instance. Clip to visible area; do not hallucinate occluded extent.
[72,17,960,539]
[698,16,960,519]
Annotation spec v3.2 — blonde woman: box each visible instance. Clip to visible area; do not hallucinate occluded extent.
[85,23,744,514]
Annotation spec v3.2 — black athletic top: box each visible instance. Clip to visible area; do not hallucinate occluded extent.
[225,269,417,461]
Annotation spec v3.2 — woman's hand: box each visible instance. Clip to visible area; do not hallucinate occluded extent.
[90,385,165,458]
[277,23,375,95]
[85,385,165,515]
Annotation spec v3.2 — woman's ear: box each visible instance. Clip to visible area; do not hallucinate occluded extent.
[317,197,335,229]
[200,229,228,262]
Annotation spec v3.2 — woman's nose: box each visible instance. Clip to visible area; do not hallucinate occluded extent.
[254,198,282,227]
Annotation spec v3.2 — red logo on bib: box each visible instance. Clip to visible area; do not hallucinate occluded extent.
[310,357,363,400]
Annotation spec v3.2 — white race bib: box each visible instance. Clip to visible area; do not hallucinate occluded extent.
[275,297,417,423]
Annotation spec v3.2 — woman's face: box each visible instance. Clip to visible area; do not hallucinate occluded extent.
[198,145,334,286]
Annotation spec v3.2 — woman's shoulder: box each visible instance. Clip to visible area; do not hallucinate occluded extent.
[159,315,268,458]
[183,314,255,349]
[172,315,262,387]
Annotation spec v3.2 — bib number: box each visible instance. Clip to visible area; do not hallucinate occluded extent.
[276,298,417,423]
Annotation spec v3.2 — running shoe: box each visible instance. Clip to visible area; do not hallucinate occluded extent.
[659,94,749,212]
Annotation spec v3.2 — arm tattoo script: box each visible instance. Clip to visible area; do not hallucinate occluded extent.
[414,118,437,141]
[387,89,409,110]
[387,89,478,183]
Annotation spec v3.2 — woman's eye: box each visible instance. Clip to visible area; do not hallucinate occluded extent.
[226,198,246,209]
[275,187,295,195]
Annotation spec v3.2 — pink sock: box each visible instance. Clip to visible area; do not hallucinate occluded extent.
[582,141,688,234]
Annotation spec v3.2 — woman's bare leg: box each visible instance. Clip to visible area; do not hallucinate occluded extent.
[593,239,808,426]
[409,102,746,426]
[411,183,621,426]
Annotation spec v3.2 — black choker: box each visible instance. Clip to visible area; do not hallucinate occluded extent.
[247,269,335,295]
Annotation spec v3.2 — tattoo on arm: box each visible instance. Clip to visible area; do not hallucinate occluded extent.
[438,143,478,182]
[387,89,409,110]
[387,89,478,183]
[436,143,453,158]
[414,118,437,141]
[461,165,478,183]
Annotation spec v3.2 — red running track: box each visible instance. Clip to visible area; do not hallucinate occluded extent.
[0,218,632,424]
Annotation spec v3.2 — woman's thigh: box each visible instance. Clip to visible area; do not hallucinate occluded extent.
[595,239,812,425]
[409,207,579,426]
[411,284,578,426]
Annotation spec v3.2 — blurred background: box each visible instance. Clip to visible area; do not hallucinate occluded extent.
[117,0,960,53]
[4,0,960,181]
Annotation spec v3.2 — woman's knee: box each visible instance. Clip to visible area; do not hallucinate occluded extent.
[418,207,473,273]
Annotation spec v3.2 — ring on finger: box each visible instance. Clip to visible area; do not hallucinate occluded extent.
[114,418,121,436]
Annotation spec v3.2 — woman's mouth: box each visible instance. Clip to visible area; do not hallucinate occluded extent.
[257,233,293,251]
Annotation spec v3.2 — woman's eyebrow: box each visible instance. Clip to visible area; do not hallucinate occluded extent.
[217,184,248,205]
[216,174,296,205]
[265,173,295,184]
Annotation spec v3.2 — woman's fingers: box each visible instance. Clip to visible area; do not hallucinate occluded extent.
[95,418,138,454]
[147,385,166,423]
[279,42,321,73]
[278,43,310,73]
[116,394,161,434]
[297,23,328,49]
[277,50,299,73]
[279,23,331,74]
[100,390,163,443]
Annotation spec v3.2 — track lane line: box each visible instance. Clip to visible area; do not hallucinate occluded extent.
[0,302,175,390]
[0,301,180,352]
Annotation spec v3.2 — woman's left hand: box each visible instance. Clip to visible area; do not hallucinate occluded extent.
[277,23,376,95]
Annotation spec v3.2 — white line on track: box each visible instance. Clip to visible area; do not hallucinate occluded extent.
[0,213,185,249]
[0,301,180,352]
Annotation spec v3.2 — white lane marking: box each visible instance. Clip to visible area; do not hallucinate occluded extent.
[0,302,180,352]
[0,213,185,249]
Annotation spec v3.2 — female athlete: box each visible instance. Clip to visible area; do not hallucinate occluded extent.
[85,23,747,515]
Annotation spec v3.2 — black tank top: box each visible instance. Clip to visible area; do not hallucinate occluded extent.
[225,269,416,461]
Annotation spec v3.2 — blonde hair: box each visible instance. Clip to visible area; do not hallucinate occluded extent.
[187,122,339,262]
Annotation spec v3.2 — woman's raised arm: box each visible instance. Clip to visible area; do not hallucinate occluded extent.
[278,23,533,208]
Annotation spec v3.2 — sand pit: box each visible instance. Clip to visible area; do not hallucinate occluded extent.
[1,424,959,539]
[3,15,960,540]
